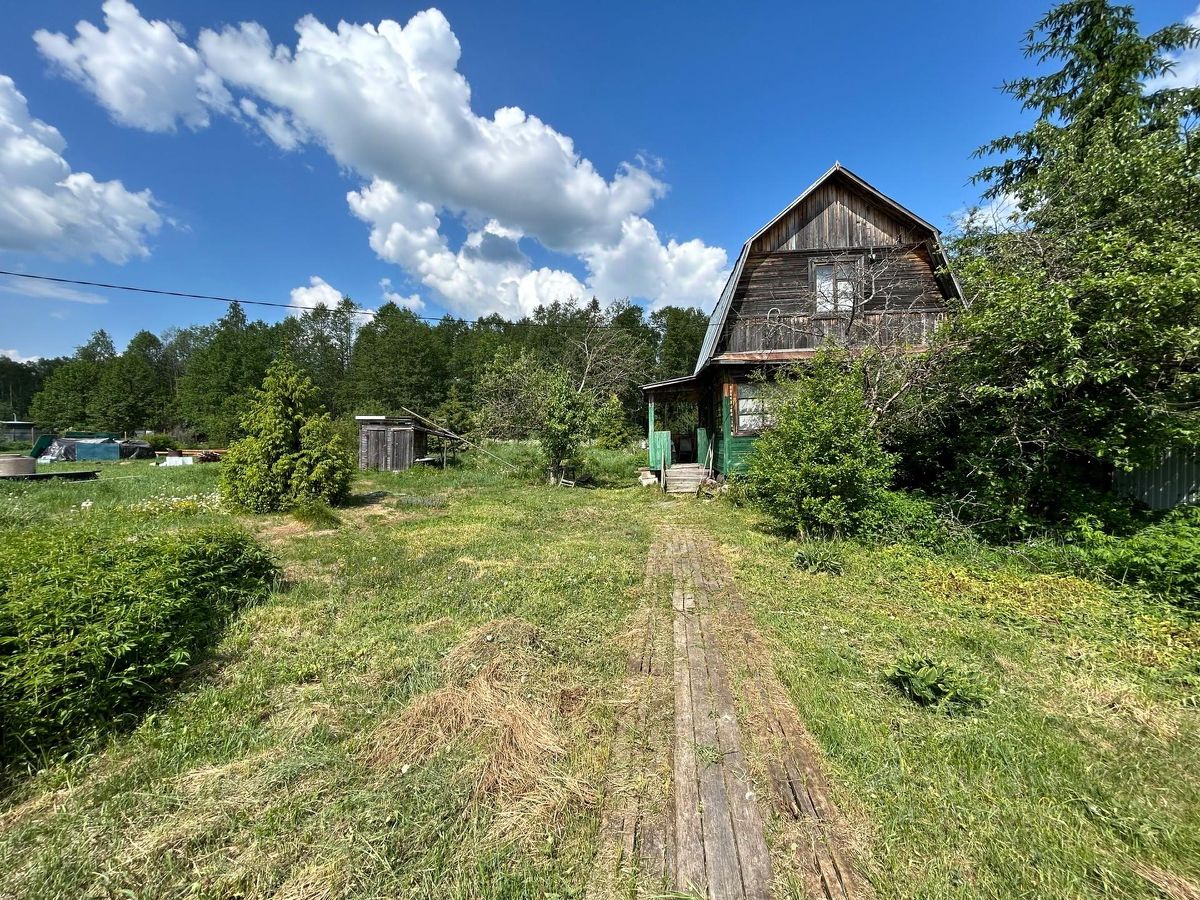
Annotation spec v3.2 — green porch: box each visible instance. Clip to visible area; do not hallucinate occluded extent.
[641,374,761,486]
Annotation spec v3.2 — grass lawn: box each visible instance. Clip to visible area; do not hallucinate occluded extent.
[1,454,1197,898]
[696,503,1200,900]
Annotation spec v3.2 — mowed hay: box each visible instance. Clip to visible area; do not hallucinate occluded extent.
[368,619,593,846]
[442,617,542,681]
[1134,863,1200,900]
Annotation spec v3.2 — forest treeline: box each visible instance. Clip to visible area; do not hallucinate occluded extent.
[2,298,709,445]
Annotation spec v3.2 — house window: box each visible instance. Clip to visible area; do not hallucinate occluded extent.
[734,383,769,435]
[812,258,861,315]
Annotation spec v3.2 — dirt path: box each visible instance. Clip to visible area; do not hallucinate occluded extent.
[589,528,866,900]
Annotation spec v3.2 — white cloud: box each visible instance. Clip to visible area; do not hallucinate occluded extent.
[289,275,343,314]
[379,277,424,313]
[953,191,1023,232]
[348,178,587,317]
[0,275,108,304]
[584,216,728,310]
[1147,5,1200,91]
[0,76,161,262]
[34,0,230,132]
[0,348,41,363]
[41,4,730,315]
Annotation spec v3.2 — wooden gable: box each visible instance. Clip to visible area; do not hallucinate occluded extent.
[694,163,957,373]
[749,169,928,253]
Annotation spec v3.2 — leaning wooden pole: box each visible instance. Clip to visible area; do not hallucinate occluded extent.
[397,406,519,472]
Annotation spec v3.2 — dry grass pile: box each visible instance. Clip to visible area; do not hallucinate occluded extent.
[367,618,593,847]
[1133,863,1200,900]
[442,617,542,680]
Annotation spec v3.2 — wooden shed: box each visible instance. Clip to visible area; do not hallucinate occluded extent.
[355,415,461,472]
[356,416,426,472]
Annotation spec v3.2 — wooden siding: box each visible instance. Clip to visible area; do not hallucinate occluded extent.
[751,176,924,253]
[718,245,947,356]
[358,424,427,472]
[724,310,945,355]
[716,386,756,476]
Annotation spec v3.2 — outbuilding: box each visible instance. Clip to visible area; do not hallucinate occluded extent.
[355,415,459,472]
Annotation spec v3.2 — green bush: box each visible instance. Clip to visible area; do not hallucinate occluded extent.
[536,368,593,482]
[857,490,976,553]
[221,358,354,512]
[592,394,632,450]
[792,541,845,575]
[742,352,896,536]
[143,432,175,452]
[886,654,986,712]
[0,525,276,761]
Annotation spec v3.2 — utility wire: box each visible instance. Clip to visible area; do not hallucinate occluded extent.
[0,269,721,333]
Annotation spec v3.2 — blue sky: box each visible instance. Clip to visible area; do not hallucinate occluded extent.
[2,0,1198,360]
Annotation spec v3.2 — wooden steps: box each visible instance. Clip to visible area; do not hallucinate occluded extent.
[664,463,708,494]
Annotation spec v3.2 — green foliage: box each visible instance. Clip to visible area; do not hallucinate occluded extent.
[649,305,709,379]
[0,524,276,761]
[857,491,975,554]
[742,352,896,536]
[474,349,556,441]
[29,358,99,431]
[537,368,593,480]
[0,354,65,421]
[894,2,1200,536]
[592,394,631,450]
[143,432,175,452]
[579,446,645,486]
[176,304,279,446]
[792,540,844,576]
[886,654,986,712]
[974,0,1200,199]
[87,331,172,434]
[429,383,474,437]
[341,303,446,419]
[1037,508,1200,607]
[220,358,354,512]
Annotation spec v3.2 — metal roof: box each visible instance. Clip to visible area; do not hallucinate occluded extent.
[640,373,700,395]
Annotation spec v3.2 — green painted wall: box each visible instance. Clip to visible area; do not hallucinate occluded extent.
[649,431,672,470]
[717,394,757,475]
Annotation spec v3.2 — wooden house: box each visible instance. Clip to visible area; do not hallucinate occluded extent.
[642,163,961,492]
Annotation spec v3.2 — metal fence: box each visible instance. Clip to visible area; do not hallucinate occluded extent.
[1114,449,1200,510]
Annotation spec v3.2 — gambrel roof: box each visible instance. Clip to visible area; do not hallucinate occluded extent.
[694,162,958,375]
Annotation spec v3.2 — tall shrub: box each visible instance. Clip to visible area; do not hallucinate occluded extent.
[220,358,354,512]
[537,368,593,482]
[742,352,895,536]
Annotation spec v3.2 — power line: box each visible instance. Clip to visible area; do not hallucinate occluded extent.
[0,269,720,333]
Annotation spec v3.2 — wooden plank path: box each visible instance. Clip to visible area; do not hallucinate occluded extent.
[589,528,866,899]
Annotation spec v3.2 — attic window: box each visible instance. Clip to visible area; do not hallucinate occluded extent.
[812,258,861,315]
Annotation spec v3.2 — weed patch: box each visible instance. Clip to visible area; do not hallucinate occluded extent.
[0,524,276,765]
[885,654,986,711]
[793,540,845,575]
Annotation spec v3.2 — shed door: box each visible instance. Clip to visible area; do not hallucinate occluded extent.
[361,427,387,470]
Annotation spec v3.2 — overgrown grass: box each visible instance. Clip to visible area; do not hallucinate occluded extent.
[693,500,1200,900]
[0,454,659,897]
[2,456,1196,898]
